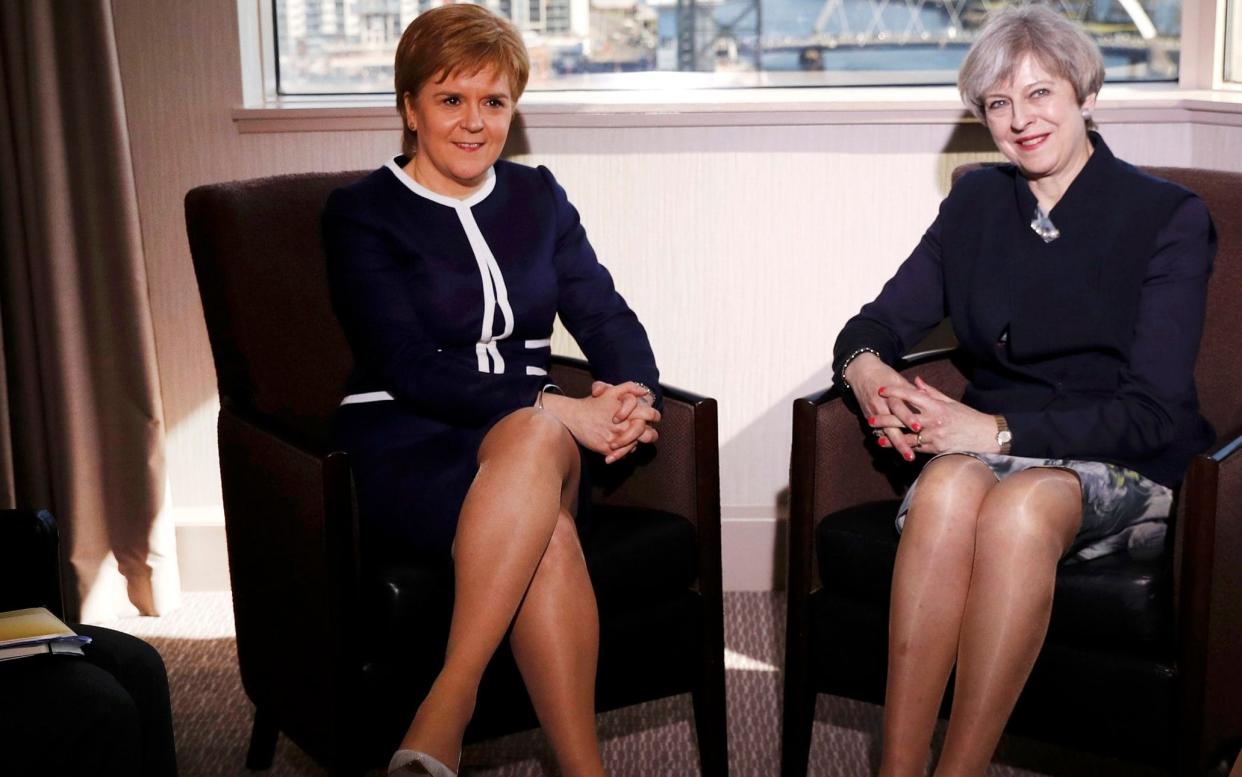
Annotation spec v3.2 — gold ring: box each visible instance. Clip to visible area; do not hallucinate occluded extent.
[915,431,924,447]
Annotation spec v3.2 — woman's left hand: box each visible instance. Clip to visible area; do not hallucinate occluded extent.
[869,376,1000,455]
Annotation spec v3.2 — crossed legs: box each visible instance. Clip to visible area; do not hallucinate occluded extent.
[398,407,604,777]
[880,454,1083,777]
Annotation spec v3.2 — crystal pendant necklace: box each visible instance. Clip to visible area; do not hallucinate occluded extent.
[1030,206,1060,243]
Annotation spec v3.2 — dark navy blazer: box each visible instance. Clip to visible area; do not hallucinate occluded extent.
[322,158,660,557]
[833,134,1216,487]
[324,158,660,427]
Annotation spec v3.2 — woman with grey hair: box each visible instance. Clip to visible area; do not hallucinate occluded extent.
[833,5,1216,774]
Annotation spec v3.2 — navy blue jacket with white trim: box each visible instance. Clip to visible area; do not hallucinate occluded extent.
[833,134,1216,487]
[323,158,660,429]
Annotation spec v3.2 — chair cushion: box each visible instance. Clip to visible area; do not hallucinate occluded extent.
[363,505,698,653]
[816,500,1173,655]
[580,505,698,608]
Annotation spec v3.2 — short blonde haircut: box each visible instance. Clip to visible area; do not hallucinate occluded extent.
[394,4,530,157]
[958,4,1104,120]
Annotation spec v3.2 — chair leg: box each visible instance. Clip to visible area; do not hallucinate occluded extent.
[692,653,729,777]
[246,705,279,770]
[780,679,815,777]
[781,635,815,777]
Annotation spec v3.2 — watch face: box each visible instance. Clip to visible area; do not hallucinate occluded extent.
[998,430,1013,444]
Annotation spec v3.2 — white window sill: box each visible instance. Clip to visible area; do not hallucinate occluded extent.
[234,84,1242,133]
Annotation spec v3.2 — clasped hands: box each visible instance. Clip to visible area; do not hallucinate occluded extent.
[842,353,999,460]
[541,381,660,464]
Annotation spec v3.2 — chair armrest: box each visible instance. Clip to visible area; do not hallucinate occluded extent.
[788,350,967,595]
[548,356,723,627]
[217,405,359,715]
[549,356,719,532]
[1174,425,1242,768]
[0,509,64,619]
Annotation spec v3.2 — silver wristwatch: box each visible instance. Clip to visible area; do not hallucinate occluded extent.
[994,415,1013,454]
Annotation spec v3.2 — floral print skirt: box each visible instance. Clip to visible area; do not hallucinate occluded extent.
[895,452,1173,563]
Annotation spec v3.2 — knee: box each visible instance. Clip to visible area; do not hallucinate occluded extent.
[903,454,993,533]
[977,470,1082,553]
[63,667,143,772]
[481,407,574,464]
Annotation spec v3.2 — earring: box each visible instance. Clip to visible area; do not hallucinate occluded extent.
[1081,109,1091,120]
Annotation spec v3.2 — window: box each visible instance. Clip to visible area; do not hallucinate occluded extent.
[1226,0,1241,83]
[272,0,1182,94]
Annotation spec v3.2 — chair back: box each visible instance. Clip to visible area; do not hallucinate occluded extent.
[1145,168,1242,441]
[952,164,1242,443]
[185,171,365,450]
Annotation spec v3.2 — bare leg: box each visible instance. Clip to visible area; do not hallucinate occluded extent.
[934,469,1082,777]
[398,408,583,770]
[509,511,605,777]
[880,455,995,777]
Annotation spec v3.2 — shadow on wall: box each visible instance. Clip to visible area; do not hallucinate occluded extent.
[503,111,532,158]
[936,121,1005,196]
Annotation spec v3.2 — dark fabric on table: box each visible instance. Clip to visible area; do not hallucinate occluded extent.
[0,624,177,775]
[833,133,1216,488]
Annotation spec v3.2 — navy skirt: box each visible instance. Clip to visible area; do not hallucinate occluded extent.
[334,399,591,564]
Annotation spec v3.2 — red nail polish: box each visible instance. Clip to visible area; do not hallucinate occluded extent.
[877,438,890,447]
[904,452,914,461]
[868,416,877,425]
[878,387,887,396]
[911,422,922,432]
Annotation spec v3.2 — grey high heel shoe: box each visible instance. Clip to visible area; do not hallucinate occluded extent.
[387,749,457,777]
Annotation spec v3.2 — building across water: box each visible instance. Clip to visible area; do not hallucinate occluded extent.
[273,0,1181,93]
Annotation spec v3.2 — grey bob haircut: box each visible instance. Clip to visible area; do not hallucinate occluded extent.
[958,4,1105,120]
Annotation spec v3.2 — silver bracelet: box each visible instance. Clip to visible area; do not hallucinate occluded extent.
[633,381,654,405]
[838,347,882,391]
[535,383,564,409]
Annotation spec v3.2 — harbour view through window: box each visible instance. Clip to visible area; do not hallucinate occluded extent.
[274,0,1182,93]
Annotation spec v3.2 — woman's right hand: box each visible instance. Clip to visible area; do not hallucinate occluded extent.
[540,386,659,464]
[842,353,921,461]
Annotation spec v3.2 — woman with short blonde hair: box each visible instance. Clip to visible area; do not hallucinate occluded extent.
[393,4,530,157]
[324,6,661,776]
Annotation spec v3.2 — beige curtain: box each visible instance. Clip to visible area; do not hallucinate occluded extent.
[0,0,178,622]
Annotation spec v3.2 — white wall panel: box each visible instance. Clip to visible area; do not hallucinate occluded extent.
[111,0,1239,589]
[1191,124,1242,170]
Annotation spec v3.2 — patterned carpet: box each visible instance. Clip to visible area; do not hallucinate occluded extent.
[107,592,1156,777]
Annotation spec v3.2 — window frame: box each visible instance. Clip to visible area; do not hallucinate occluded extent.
[236,0,1242,126]
[1215,0,1242,86]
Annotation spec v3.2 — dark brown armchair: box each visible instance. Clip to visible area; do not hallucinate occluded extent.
[0,508,63,618]
[184,171,727,776]
[782,167,1242,776]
